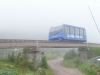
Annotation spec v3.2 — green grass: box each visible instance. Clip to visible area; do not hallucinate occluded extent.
[0,61,33,75]
[62,58,100,75]
[45,67,53,75]
[0,59,53,75]
[62,57,83,68]
[78,57,100,75]
[78,63,97,75]
[62,59,76,68]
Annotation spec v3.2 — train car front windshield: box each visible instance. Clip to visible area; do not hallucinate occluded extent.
[49,25,62,35]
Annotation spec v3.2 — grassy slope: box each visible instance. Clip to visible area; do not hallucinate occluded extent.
[0,59,53,75]
[62,58,100,75]
[62,59,76,68]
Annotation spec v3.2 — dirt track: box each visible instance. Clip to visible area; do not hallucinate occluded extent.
[47,58,85,75]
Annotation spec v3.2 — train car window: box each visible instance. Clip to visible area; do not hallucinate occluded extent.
[63,26,65,33]
[65,26,67,33]
[84,29,86,36]
[54,25,62,34]
[67,26,69,34]
[80,29,82,35]
[69,27,71,34]
[72,27,74,34]
[66,26,68,33]
[54,27,58,34]
[81,29,83,36]
[77,28,79,35]
[80,29,82,36]
[54,27,56,31]
[75,28,77,35]
[49,26,63,34]
[81,29,82,35]
[64,26,69,34]
[58,25,62,31]
[52,27,56,34]
[73,27,75,34]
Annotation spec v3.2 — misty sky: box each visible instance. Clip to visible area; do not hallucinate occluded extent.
[0,0,100,43]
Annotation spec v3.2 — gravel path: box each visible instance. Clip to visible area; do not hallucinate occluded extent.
[47,58,85,75]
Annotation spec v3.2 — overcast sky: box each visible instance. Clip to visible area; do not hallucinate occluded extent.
[0,0,100,43]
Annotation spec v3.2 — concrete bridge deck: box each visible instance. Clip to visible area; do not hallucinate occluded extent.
[0,39,100,49]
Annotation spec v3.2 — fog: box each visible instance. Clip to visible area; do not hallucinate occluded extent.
[0,0,100,43]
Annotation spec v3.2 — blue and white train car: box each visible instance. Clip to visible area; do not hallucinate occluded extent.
[49,24,87,42]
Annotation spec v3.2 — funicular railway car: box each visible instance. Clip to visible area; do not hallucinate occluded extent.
[49,24,87,42]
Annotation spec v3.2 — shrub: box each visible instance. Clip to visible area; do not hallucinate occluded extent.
[88,47,100,59]
[64,49,78,60]
[38,69,46,75]
[15,53,22,64]
[40,56,48,69]
[74,57,83,67]
[19,59,29,68]
[0,69,18,75]
[22,46,29,60]
[29,62,37,71]
[8,52,15,63]
[79,64,97,75]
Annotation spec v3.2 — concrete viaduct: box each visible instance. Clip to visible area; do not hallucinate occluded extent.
[0,39,100,61]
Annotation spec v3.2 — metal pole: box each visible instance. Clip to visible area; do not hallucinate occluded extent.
[88,6,100,34]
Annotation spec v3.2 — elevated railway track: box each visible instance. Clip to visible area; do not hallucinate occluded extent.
[0,39,99,48]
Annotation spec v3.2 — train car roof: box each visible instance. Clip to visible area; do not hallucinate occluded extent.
[50,24,85,29]
[62,24,85,29]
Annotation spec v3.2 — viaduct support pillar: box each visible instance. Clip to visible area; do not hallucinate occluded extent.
[40,52,44,61]
[29,47,40,63]
[78,47,88,61]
